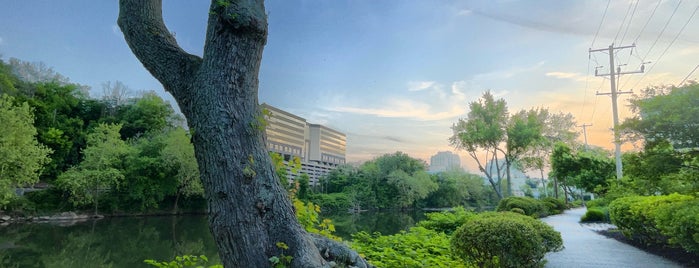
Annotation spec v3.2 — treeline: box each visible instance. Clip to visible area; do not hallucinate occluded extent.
[0,58,203,213]
[295,152,498,212]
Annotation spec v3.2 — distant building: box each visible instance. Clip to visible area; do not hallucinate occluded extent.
[484,158,530,197]
[262,103,346,185]
[429,151,462,172]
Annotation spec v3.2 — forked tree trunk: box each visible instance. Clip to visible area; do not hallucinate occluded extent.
[117,1,334,267]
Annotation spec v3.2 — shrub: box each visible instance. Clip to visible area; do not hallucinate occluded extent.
[542,197,566,215]
[609,194,695,250]
[653,198,699,254]
[450,212,563,268]
[351,227,474,268]
[417,207,476,235]
[308,192,352,212]
[496,197,548,218]
[585,198,609,208]
[510,207,526,215]
[580,207,607,222]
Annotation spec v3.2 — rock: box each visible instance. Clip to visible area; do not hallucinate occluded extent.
[0,215,10,222]
[311,234,374,268]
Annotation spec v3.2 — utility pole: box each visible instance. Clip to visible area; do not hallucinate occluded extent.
[578,123,592,149]
[590,44,644,179]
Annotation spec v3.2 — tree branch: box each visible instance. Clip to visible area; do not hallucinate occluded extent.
[117,0,202,98]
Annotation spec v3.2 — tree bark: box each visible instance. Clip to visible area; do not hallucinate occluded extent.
[118,1,328,266]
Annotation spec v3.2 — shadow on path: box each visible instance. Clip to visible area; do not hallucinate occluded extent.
[542,207,683,268]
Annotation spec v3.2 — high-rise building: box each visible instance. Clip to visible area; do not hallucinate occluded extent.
[262,103,346,185]
[429,151,462,172]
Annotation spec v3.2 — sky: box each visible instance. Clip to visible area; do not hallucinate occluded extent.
[1,1,697,173]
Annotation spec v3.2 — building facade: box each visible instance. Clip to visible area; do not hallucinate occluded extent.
[429,151,462,172]
[262,104,346,185]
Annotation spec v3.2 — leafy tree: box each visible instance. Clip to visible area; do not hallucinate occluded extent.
[451,92,546,198]
[550,143,614,199]
[118,1,365,266]
[424,170,490,208]
[161,128,203,213]
[450,91,508,199]
[56,123,131,215]
[518,110,577,198]
[502,108,545,196]
[116,92,177,139]
[358,152,437,209]
[622,83,699,148]
[0,94,52,207]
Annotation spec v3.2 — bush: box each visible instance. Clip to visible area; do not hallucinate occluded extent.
[580,207,607,222]
[585,198,609,208]
[542,197,566,215]
[652,198,699,254]
[450,212,563,268]
[417,207,476,235]
[510,207,526,215]
[351,227,473,268]
[496,197,549,218]
[609,194,696,253]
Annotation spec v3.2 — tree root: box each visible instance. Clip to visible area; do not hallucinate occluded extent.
[310,234,375,268]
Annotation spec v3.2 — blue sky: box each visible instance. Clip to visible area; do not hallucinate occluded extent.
[1,1,697,172]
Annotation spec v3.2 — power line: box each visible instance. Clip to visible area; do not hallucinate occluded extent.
[614,0,636,43]
[640,0,682,62]
[678,64,699,85]
[633,0,663,44]
[591,0,612,48]
[631,4,698,89]
[619,0,640,45]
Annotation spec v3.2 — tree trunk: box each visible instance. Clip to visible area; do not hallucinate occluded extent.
[118,1,328,266]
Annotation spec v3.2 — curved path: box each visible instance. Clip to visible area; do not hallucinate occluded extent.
[542,207,683,268]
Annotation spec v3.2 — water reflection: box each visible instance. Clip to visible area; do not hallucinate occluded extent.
[0,211,422,267]
[0,216,220,268]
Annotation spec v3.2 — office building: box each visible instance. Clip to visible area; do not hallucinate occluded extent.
[429,151,462,172]
[262,103,346,185]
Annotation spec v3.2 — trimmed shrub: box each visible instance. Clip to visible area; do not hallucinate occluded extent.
[653,198,699,254]
[496,197,549,218]
[609,194,696,252]
[417,207,476,235]
[580,207,607,222]
[510,207,526,215]
[542,197,566,215]
[450,212,563,268]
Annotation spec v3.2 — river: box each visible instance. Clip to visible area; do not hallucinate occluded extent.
[0,211,424,267]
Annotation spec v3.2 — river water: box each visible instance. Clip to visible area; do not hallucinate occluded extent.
[0,211,423,268]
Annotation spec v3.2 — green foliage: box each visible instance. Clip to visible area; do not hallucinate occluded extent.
[308,192,352,212]
[351,227,473,268]
[450,212,563,268]
[585,198,610,209]
[609,194,698,253]
[293,198,339,240]
[580,208,608,222]
[496,196,552,218]
[55,123,130,214]
[0,94,52,208]
[115,92,176,139]
[144,255,221,268]
[622,83,699,149]
[541,197,566,213]
[424,170,493,208]
[268,242,293,268]
[416,207,476,235]
[550,143,614,194]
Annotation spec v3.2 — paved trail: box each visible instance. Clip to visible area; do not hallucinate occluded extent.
[542,207,683,268]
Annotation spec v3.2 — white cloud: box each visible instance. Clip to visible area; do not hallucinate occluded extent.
[457,9,472,16]
[407,80,436,91]
[545,71,589,82]
[330,98,464,121]
[474,61,545,81]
